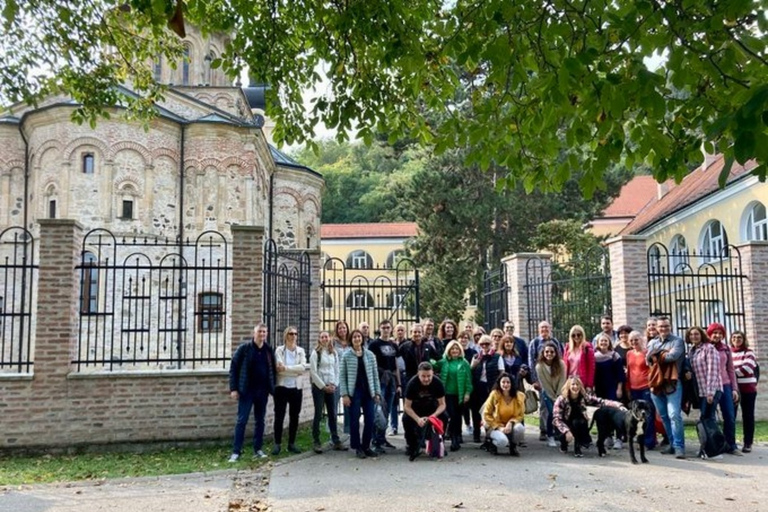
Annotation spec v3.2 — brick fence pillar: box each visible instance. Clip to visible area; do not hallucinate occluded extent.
[33,220,82,404]
[231,226,265,352]
[504,253,551,342]
[736,241,768,420]
[607,235,649,331]
[306,249,321,347]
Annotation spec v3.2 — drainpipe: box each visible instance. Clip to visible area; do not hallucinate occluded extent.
[18,121,29,231]
[176,122,186,368]
[269,171,274,240]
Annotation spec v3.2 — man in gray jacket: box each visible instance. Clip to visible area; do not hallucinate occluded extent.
[646,316,686,459]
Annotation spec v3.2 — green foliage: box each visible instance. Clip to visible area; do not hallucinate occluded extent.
[3,1,766,194]
[531,219,604,261]
[291,140,425,223]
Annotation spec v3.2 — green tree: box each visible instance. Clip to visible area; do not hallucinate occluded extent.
[291,140,424,223]
[3,1,767,193]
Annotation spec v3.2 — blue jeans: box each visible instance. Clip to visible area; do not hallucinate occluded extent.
[699,390,722,422]
[650,381,685,451]
[312,385,340,445]
[717,384,737,450]
[541,393,555,438]
[375,378,397,445]
[349,387,375,451]
[630,388,656,448]
[232,388,269,455]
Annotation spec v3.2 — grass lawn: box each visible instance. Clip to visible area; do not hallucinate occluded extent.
[2,419,765,486]
[0,428,315,486]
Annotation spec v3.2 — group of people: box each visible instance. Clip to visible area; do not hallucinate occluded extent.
[226,315,758,462]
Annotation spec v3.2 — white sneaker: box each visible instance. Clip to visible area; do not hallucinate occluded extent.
[463,426,474,436]
[547,437,557,448]
[605,436,614,449]
[254,450,268,459]
[613,439,623,450]
[228,453,240,463]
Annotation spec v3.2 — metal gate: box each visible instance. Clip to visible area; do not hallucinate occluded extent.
[647,242,746,338]
[525,247,612,343]
[263,239,311,351]
[0,227,37,374]
[74,229,232,371]
[482,264,508,332]
[320,257,419,335]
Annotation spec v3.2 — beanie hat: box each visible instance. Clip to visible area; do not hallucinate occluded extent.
[706,322,726,338]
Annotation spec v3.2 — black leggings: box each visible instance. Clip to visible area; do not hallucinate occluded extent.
[273,386,303,445]
[558,417,591,450]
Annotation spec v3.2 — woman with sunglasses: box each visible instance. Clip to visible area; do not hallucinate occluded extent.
[273,326,307,455]
[535,341,566,447]
[564,325,596,394]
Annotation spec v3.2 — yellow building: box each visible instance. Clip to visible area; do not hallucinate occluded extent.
[620,155,762,335]
[319,222,479,334]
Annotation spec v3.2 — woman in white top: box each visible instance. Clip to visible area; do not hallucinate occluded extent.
[309,331,347,453]
[273,326,307,455]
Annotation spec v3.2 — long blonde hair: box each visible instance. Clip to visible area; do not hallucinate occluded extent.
[443,340,465,360]
[314,331,335,354]
[567,325,587,352]
[560,376,587,401]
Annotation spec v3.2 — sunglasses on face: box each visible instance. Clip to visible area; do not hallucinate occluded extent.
[288,332,297,335]
[572,333,583,338]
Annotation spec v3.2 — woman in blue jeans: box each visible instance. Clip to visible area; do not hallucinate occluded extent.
[534,342,566,448]
[309,331,347,453]
[339,329,381,459]
[707,323,740,454]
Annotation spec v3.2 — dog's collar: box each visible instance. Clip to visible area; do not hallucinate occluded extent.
[630,409,645,422]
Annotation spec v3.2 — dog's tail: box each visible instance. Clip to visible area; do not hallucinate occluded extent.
[588,412,597,432]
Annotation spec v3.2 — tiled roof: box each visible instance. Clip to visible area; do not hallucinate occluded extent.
[321,222,418,239]
[621,155,758,235]
[601,175,659,218]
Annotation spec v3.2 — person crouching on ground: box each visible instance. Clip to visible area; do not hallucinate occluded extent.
[482,372,526,456]
[403,362,447,461]
[553,376,625,457]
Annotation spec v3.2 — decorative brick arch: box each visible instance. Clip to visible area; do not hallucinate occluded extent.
[61,137,108,163]
[195,93,214,104]
[0,159,25,172]
[42,178,59,196]
[220,156,252,173]
[114,177,143,195]
[32,140,64,168]
[111,141,152,166]
[302,193,321,212]
[151,147,179,164]
[274,187,303,207]
[196,158,221,173]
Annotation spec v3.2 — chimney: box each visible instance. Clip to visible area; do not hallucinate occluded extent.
[701,141,718,171]
[657,182,669,200]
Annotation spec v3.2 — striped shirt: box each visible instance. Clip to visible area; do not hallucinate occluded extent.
[731,348,758,394]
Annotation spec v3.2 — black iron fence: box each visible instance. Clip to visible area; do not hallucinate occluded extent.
[482,264,508,332]
[74,229,232,371]
[320,257,420,336]
[0,227,37,374]
[647,243,746,337]
[525,248,612,343]
[263,239,312,351]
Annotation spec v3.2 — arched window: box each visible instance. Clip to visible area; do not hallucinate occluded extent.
[346,250,373,269]
[700,220,729,262]
[670,235,689,271]
[82,153,95,174]
[346,290,374,310]
[117,183,139,221]
[182,47,190,85]
[80,252,98,314]
[386,250,405,269]
[153,56,162,82]
[745,202,768,241]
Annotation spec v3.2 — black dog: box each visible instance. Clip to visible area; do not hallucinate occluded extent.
[590,399,651,464]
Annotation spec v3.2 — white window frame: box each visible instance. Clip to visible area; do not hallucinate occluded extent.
[745,202,768,241]
[670,235,689,271]
[700,220,728,262]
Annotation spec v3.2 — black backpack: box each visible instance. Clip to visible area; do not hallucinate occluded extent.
[696,417,728,458]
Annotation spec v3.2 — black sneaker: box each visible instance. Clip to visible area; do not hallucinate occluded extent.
[287,444,302,454]
[313,443,323,454]
[409,448,422,462]
[383,441,397,449]
[355,449,366,459]
[509,445,520,457]
[539,433,548,441]
[364,448,379,458]
[660,446,675,455]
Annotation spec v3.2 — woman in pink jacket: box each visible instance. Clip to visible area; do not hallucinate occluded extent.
[564,325,596,393]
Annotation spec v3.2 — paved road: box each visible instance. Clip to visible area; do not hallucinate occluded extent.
[268,428,768,512]
[2,428,766,512]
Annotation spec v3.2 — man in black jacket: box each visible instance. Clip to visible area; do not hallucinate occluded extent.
[228,323,277,462]
[399,324,440,385]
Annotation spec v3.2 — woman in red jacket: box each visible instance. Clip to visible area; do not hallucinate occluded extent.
[564,325,596,394]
